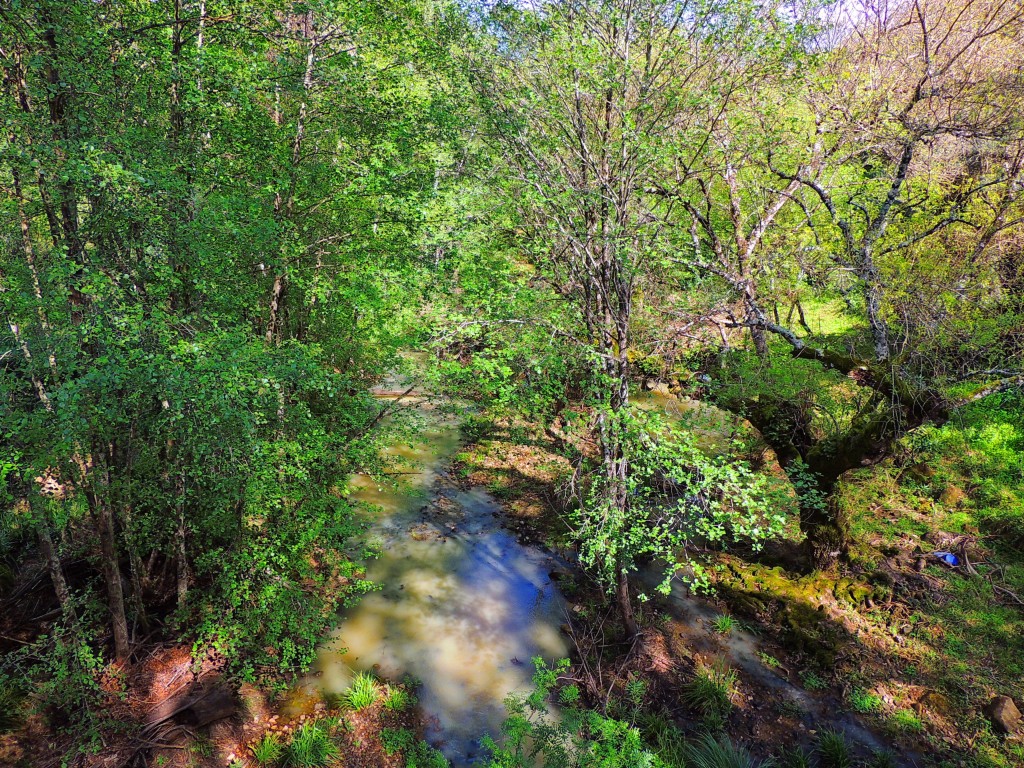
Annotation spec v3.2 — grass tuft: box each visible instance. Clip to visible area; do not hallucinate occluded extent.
[344,671,380,711]
[800,670,828,691]
[713,614,737,634]
[816,728,853,768]
[383,685,414,712]
[284,720,339,767]
[0,678,25,733]
[778,745,813,768]
[849,687,883,714]
[684,732,761,768]
[682,660,737,718]
[250,732,285,765]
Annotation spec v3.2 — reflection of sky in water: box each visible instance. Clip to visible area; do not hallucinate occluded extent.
[290,405,569,766]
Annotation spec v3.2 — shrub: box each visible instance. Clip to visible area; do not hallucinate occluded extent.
[345,671,380,710]
[682,660,737,718]
[284,721,339,767]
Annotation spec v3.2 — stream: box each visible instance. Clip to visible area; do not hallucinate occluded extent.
[286,394,570,765]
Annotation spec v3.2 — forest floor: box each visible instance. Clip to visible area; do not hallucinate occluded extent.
[0,634,429,768]
[450,402,1024,768]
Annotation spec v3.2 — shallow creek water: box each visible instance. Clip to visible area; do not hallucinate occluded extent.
[287,396,569,765]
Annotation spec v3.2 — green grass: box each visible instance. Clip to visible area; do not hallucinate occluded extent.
[682,660,737,718]
[887,708,925,734]
[638,712,689,767]
[250,735,285,768]
[684,732,761,768]
[816,729,853,768]
[383,685,414,711]
[800,670,828,691]
[865,749,898,768]
[284,721,338,767]
[344,671,380,711]
[713,614,737,634]
[778,746,813,768]
[0,677,25,733]
[849,687,883,714]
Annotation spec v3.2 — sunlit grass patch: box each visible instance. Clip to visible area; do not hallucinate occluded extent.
[344,671,381,711]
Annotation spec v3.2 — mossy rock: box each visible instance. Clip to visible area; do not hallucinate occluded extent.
[938,485,968,508]
[717,562,847,665]
[833,578,886,608]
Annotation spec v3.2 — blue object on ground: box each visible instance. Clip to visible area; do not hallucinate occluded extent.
[932,551,960,567]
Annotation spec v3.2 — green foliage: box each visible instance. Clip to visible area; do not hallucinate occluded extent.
[682,661,737,718]
[381,728,449,768]
[815,729,852,768]
[345,672,381,711]
[573,407,785,597]
[756,653,781,669]
[484,658,665,768]
[250,732,285,766]
[778,746,813,768]
[382,728,448,767]
[18,617,113,739]
[284,721,339,768]
[800,671,828,691]
[887,709,924,734]
[637,712,689,767]
[626,678,648,708]
[382,727,417,755]
[0,0,455,738]
[865,749,898,768]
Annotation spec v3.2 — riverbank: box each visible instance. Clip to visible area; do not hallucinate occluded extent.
[450,398,1024,768]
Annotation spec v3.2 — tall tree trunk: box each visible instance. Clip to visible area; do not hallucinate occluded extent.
[34,499,74,618]
[86,456,130,662]
[267,20,317,343]
[176,500,190,612]
[793,471,848,570]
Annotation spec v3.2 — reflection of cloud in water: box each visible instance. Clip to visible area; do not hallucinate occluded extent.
[292,410,569,766]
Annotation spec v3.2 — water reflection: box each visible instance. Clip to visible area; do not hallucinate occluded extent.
[290,402,569,765]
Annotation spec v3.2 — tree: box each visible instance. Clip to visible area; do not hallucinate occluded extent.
[0,0,453,731]
[671,0,1024,567]
[461,0,802,635]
